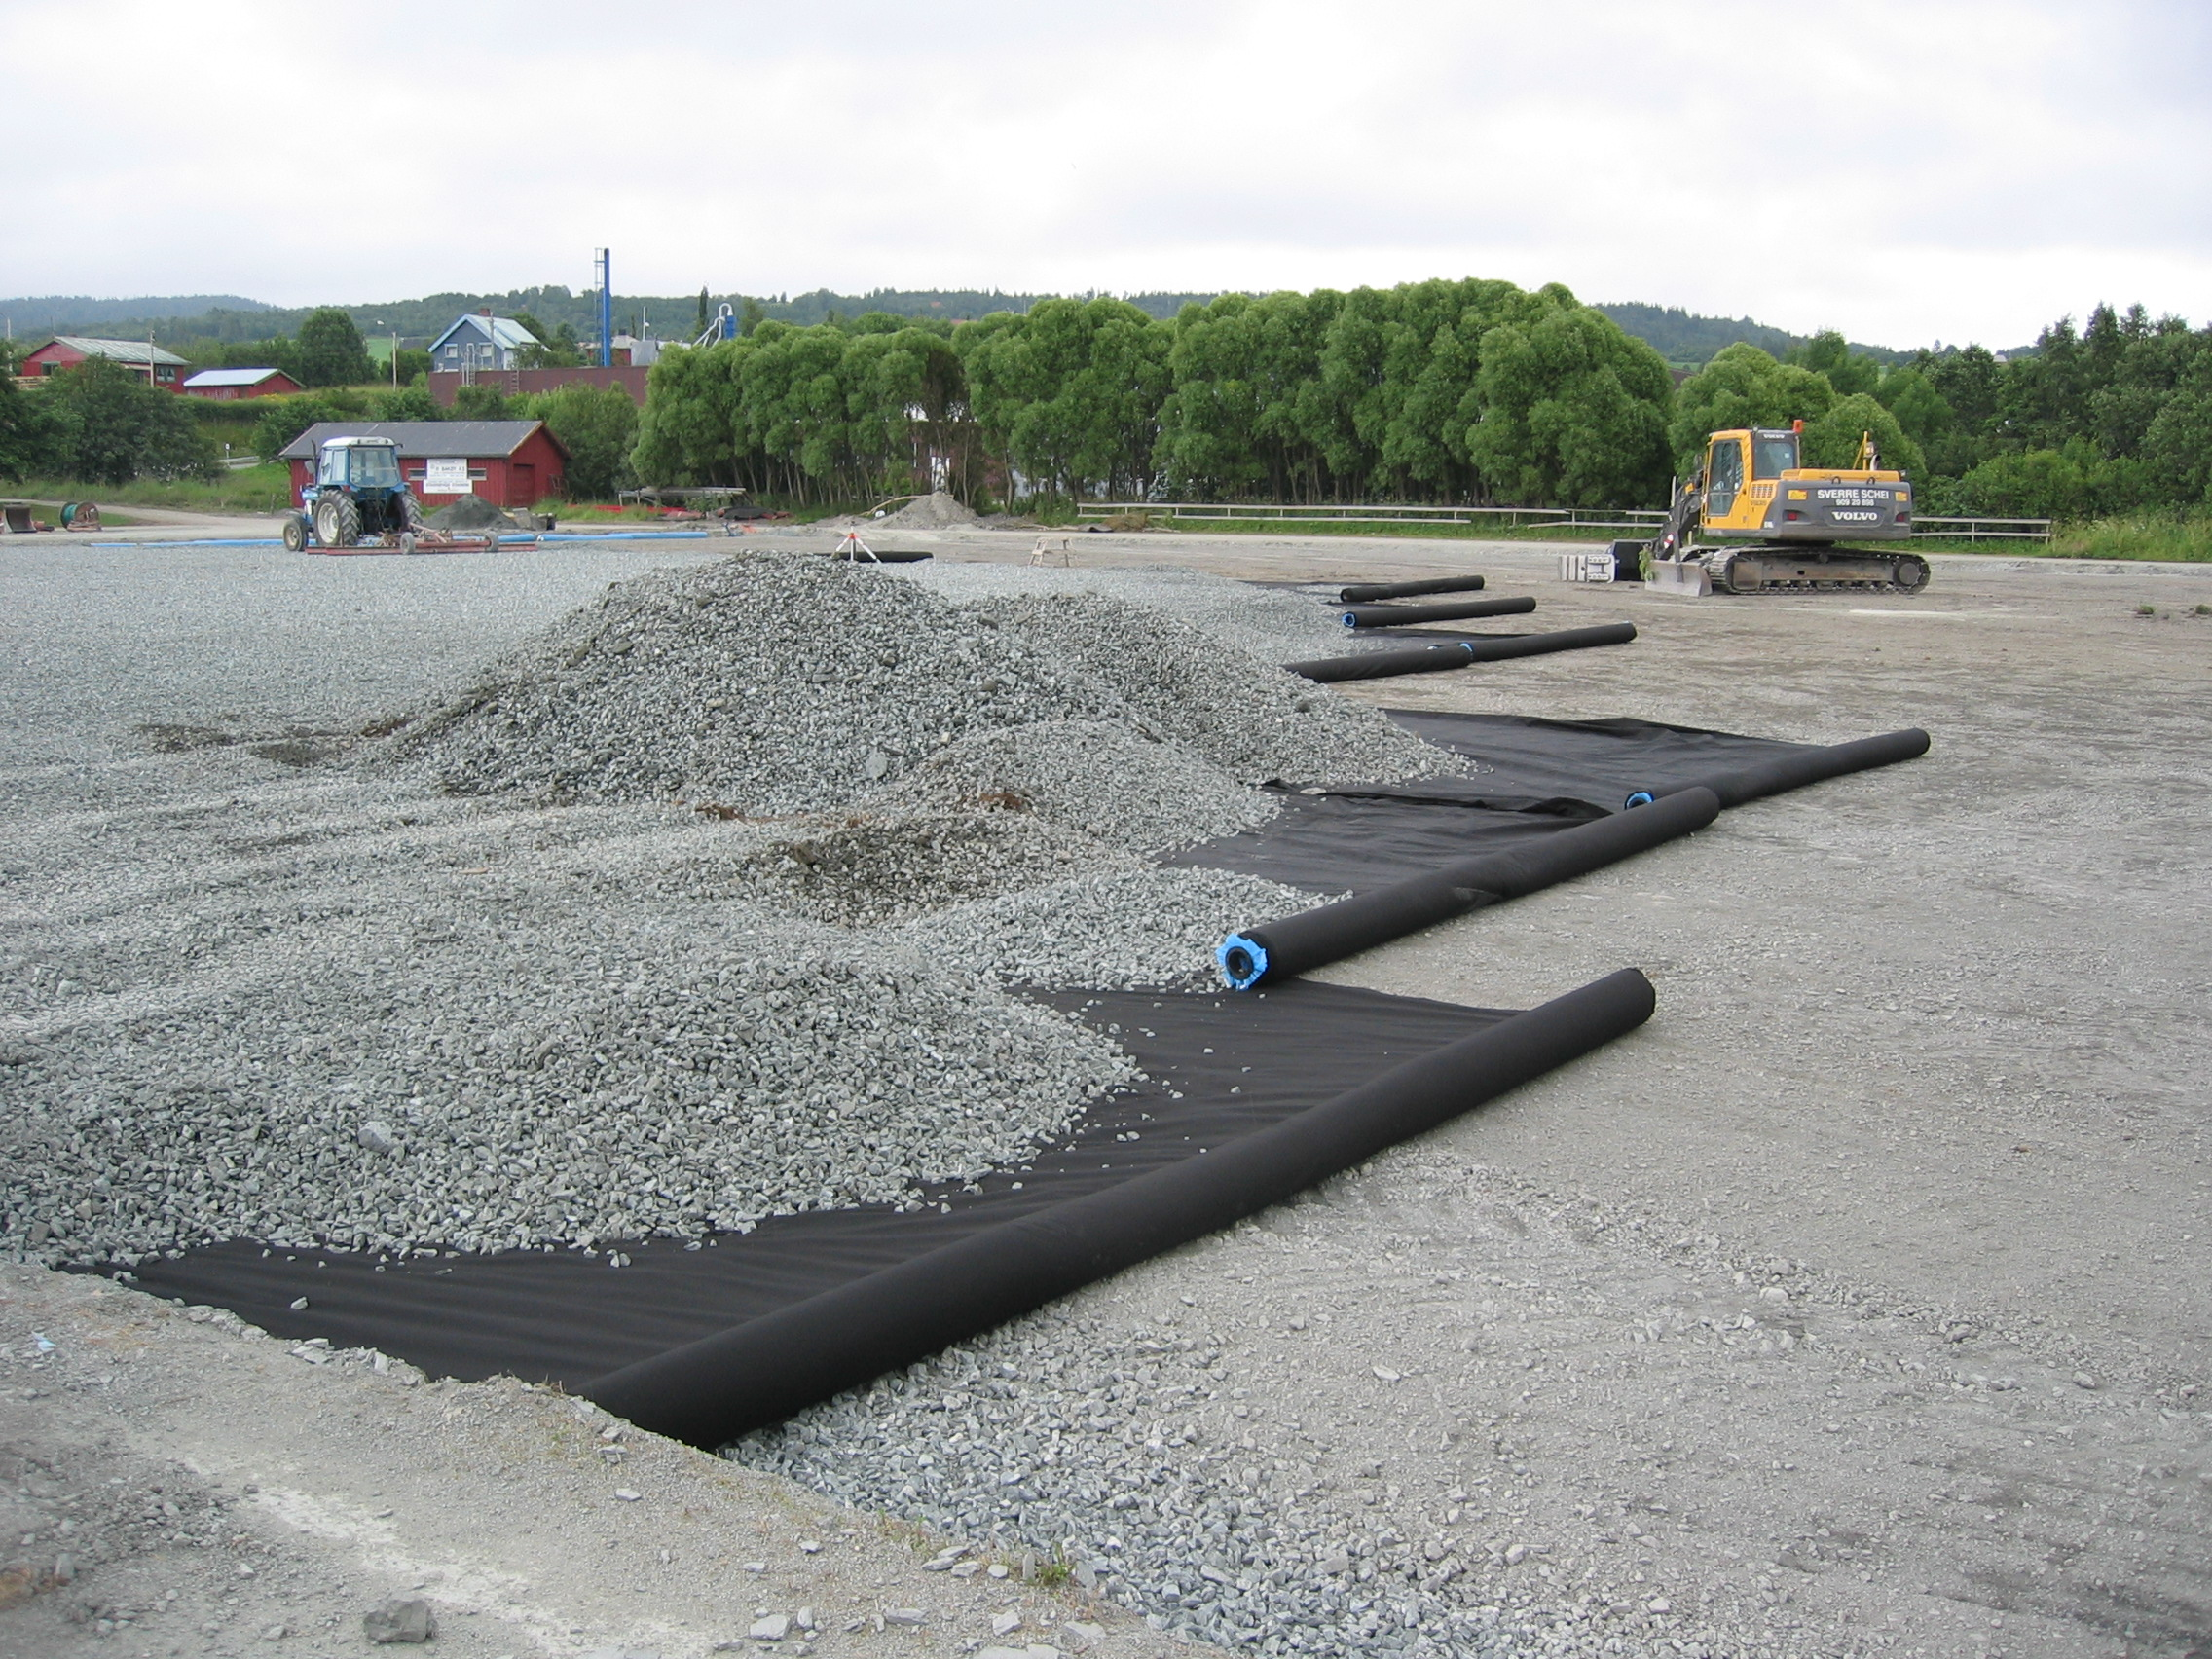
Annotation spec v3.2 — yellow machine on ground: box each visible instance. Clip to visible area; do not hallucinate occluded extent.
[1641,424,1931,595]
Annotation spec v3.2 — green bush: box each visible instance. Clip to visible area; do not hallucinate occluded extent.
[40,358,216,484]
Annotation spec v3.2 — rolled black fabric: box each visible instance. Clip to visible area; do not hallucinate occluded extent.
[1217,787,1719,989]
[583,969,1656,1446]
[1635,728,1930,811]
[1286,643,1477,682]
[1339,575,1487,603]
[1456,621,1636,662]
[1343,596,1536,629]
[1286,624,1635,683]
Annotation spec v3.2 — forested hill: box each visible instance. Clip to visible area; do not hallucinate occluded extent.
[0,288,1223,349]
[7,286,1897,364]
[1,294,276,333]
[1596,303,1905,368]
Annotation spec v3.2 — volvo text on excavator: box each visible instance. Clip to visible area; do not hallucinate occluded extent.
[1638,424,1931,596]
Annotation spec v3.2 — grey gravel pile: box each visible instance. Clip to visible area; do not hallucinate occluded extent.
[386,552,1450,815]
[904,564,1355,667]
[875,491,979,529]
[963,591,1456,789]
[893,869,1316,989]
[892,720,1279,855]
[1,901,1137,1265]
[715,800,1127,927]
[386,553,1101,809]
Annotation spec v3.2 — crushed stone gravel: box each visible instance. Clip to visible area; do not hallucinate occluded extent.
[383,551,1456,812]
[3,886,1137,1264]
[893,869,1317,990]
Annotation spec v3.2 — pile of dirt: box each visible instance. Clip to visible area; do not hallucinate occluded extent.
[424,494,515,532]
[876,491,979,530]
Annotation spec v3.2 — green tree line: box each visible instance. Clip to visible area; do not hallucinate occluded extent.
[10,285,2211,527]
[1668,306,2212,519]
[630,280,1679,511]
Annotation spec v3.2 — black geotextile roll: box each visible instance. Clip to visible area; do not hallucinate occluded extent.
[1339,575,1487,603]
[583,969,1655,1446]
[1342,595,1536,629]
[1286,623,1637,682]
[1215,788,1719,989]
[1641,728,1931,811]
[1285,643,1478,682]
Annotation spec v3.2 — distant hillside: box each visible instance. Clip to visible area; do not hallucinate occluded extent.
[1597,302,1906,367]
[6,287,1900,365]
[1,287,1222,350]
[0,294,276,335]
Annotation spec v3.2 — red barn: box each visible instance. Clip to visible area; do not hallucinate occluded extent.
[277,421,569,510]
[181,367,305,400]
[22,336,189,388]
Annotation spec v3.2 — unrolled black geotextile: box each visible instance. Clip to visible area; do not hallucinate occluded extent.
[586,970,1653,1446]
[1215,792,1718,989]
[1339,575,1487,603]
[124,980,1531,1393]
[1190,711,1925,987]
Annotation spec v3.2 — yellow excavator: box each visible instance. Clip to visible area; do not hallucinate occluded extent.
[1641,424,1931,595]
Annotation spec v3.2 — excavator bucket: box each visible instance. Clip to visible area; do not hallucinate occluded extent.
[1644,557,1712,598]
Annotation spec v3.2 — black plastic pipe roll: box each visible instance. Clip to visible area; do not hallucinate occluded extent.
[1342,595,1536,629]
[1286,623,1637,683]
[1457,621,1635,661]
[1623,728,1931,811]
[1217,787,1719,990]
[1286,642,1477,682]
[582,968,1655,1447]
[1338,575,1487,603]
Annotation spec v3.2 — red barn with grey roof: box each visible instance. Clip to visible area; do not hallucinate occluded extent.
[276,421,569,510]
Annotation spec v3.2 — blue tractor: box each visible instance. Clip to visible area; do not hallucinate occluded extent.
[283,436,424,551]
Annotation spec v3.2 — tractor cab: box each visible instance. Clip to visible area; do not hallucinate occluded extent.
[316,437,404,493]
[286,436,421,551]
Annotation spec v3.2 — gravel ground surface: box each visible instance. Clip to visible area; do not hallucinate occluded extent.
[0,1262,1175,1659]
[6,527,2210,1659]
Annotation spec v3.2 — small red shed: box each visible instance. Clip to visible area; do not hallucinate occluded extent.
[277,421,569,509]
[22,336,189,388]
[181,367,305,400]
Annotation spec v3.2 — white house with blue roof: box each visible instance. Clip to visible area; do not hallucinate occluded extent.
[426,310,540,373]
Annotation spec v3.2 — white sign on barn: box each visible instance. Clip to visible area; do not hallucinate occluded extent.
[424,458,472,495]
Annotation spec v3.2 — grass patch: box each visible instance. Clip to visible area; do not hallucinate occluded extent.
[2047,511,2212,563]
[8,464,295,516]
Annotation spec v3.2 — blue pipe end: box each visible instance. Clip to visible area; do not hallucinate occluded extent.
[1217,934,1268,991]
[1340,611,1359,629]
[1623,790,1656,809]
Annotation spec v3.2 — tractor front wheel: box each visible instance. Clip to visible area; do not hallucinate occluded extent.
[313,494,361,549]
[282,513,310,553]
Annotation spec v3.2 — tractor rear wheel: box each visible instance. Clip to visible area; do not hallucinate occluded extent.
[282,514,309,553]
[314,494,361,549]
[396,490,423,532]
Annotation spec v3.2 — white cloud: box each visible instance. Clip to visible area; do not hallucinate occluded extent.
[2,0,2205,347]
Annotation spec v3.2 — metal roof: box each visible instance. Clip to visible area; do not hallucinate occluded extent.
[276,421,565,461]
[45,336,190,366]
[425,313,542,354]
[182,367,291,387]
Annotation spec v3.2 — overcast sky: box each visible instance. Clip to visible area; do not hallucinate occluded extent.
[4,0,2205,349]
